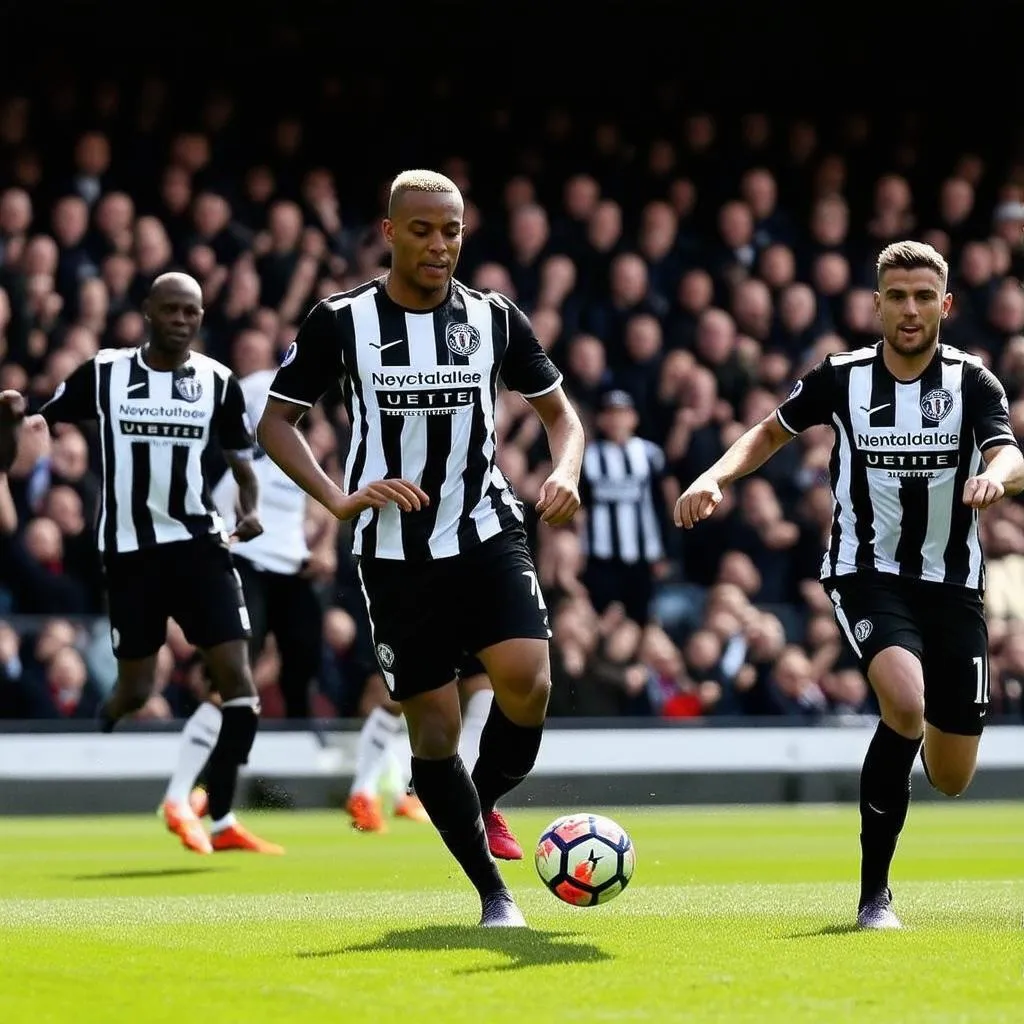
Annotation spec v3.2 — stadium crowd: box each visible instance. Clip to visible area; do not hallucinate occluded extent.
[1,76,1024,725]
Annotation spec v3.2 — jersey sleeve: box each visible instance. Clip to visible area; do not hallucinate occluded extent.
[214,374,255,454]
[38,359,98,425]
[267,300,346,408]
[775,358,835,435]
[967,364,1019,452]
[498,298,563,398]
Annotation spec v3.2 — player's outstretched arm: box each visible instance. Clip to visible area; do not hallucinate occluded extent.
[963,444,1024,509]
[257,398,429,521]
[528,387,585,526]
[674,413,793,529]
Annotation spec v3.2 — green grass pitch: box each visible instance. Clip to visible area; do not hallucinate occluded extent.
[2,802,1022,1023]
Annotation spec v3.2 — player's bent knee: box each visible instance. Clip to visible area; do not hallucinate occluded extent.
[923,724,980,797]
[867,646,925,736]
[930,771,973,798]
[204,640,257,703]
[114,659,158,713]
[480,639,550,702]
[403,688,461,759]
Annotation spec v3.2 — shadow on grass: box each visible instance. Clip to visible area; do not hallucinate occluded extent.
[784,922,864,938]
[69,867,226,881]
[298,924,612,973]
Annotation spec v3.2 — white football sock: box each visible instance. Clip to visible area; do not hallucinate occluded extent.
[351,706,402,798]
[211,813,237,833]
[459,689,494,769]
[386,730,413,799]
[164,702,222,806]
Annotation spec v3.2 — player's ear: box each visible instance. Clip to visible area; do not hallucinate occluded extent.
[872,291,882,319]
[381,218,395,246]
[942,292,953,318]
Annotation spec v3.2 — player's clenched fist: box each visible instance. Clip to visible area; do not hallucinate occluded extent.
[962,475,1004,510]
[674,474,723,529]
[536,469,580,526]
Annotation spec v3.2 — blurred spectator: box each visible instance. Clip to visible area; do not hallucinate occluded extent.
[580,390,672,624]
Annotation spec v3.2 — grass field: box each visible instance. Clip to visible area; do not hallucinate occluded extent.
[2,802,1022,1023]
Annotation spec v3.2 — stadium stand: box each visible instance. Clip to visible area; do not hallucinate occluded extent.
[1,23,1023,728]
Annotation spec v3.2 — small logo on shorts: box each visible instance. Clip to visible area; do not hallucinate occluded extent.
[854,619,873,643]
[110,627,120,652]
[280,341,298,367]
[788,379,803,400]
[445,322,481,357]
[376,643,395,669]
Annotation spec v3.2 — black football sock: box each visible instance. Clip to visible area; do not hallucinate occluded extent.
[205,699,259,823]
[859,720,921,907]
[411,755,506,899]
[471,703,543,815]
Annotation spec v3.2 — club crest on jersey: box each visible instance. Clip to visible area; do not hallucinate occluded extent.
[446,322,481,357]
[854,619,872,643]
[376,643,395,669]
[920,388,953,422]
[174,374,203,403]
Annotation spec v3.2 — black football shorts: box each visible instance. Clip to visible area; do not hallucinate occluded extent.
[825,571,989,736]
[356,529,551,700]
[104,535,251,660]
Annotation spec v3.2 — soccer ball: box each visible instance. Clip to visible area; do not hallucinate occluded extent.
[535,812,635,906]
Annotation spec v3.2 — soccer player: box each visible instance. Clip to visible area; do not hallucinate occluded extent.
[161,360,332,839]
[0,272,282,856]
[258,169,585,927]
[675,240,1024,929]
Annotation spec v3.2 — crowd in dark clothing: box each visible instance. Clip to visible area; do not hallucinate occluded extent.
[2,73,1024,723]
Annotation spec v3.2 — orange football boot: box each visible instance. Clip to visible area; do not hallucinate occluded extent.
[161,800,212,855]
[346,792,386,832]
[189,786,209,818]
[211,822,285,855]
[394,793,430,823]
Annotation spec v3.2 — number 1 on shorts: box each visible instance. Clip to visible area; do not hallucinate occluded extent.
[972,655,990,704]
[522,569,547,610]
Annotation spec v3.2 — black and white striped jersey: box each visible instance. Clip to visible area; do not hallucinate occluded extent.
[268,277,563,561]
[776,341,1018,590]
[581,437,667,564]
[39,348,253,556]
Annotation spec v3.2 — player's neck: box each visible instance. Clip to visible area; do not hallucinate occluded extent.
[881,340,938,382]
[383,272,449,312]
[141,342,191,373]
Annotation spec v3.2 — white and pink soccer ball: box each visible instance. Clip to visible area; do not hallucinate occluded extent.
[535,812,636,907]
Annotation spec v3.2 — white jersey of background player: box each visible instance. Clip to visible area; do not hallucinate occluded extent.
[212,368,309,574]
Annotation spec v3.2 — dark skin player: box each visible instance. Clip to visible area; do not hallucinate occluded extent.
[258,186,582,763]
[0,273,264,723]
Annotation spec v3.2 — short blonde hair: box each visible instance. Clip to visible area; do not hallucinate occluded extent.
[388,169,461,217]
[876,240,948,289]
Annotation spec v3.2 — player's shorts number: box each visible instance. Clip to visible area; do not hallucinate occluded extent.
[972,655,990,704]
[522,569,547,611]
